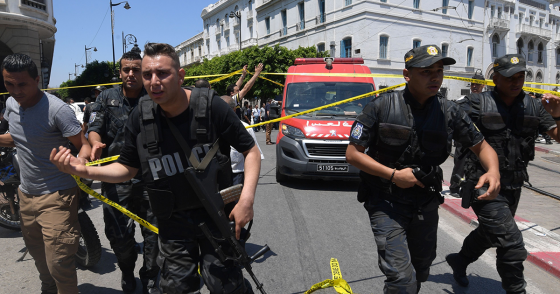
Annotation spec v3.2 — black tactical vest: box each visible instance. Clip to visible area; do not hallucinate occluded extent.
[464,91,541,189]
[362,90,451,204]
[136,87,233,217]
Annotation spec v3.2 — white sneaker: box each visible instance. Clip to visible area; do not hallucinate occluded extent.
[536,138,546,144]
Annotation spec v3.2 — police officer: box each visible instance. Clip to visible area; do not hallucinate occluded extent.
[87,51,160,294]
[50,43,261,294]
[345,45,501,294]
[449,72,486,197]
[446,54,560,294]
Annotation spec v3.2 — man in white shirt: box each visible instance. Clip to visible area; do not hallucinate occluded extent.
[252,105,261,132]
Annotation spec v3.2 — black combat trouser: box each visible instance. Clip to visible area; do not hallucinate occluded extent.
[365,197,439,294]
[450,146,466,192]
[157,208,252,294]
[102,180,160,284]
[459,188,527,294]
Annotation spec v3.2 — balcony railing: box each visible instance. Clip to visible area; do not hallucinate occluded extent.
[488,17,509,30]
[242,38,258,48]
[22,0,46,11]
[316,14,326,24]
[517,24,551,39]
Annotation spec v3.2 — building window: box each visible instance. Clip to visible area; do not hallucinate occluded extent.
[319,0,326,23]
[538,42,544,63]
[380,0,387,2]
[248,1,252,11]
[217,39,221,50]
[526,70,533,81]
[530,15,534,26]
[207,24,209,34]
[540,18,544,28]
[413,0,420,9]
[317,43,325,52]
[299,2,305,30]
[536,71,543,83]
[330,43,336,57]
[557,48,560,66]
[265,17,270,34]
[519,13,524,25]
[442,0,449,14]
[442,43,448,57]
[556,72,560,83]
[413,39,421,48]
[498,7,502,19]
[380,35,389,59]
[492,34,500,58]
[226,36,230,47]
[468,0,474,19]
[345,0,352,6]
[282,10,288,34]
[249,25,253,38]
[517,38,524,55]
[490,5,495,17]
[467,47,473,66]
[528,41,534,62]
[341,38,352,58]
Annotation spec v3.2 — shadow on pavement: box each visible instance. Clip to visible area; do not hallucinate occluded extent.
[429,272,503,293]
[78,283,124,294]
[246,242,277,264]
[279,178,359,192]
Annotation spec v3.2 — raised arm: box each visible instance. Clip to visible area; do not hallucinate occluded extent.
[235,65,248,90]
[238,63,264,100]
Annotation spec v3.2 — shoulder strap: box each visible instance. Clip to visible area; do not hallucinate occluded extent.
[189,87,215,143]
[139,97,160,155]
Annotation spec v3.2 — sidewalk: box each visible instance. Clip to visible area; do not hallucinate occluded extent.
[440,144,560,280]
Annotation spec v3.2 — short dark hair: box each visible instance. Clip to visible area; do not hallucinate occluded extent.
[226,84,236,96]
[1,53,38,79]
[195,79,211,88]
[144,43,180,69]
[84,97,91,103]
[65,97,74,103]
[119,50,142,69]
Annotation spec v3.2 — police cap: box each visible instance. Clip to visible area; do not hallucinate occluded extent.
[493,54,526,77]
[404,45,456,69]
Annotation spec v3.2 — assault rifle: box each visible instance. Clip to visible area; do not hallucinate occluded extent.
[184,162,270,294]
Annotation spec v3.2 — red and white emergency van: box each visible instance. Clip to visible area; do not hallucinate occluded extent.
[275,57,376,181]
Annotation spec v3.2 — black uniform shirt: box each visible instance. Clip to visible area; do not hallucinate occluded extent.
[457,89,556,134]
[118,94,255,171]
[350,86,484,150]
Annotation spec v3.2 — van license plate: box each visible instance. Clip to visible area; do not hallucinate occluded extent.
[317,165,348,172]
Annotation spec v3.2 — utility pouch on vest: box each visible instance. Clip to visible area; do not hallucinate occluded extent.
[145,187,175,220]
[412,166,443,193]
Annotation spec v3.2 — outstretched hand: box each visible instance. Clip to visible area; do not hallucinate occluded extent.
[541,93,560,117]
[90,141,106,161]
[474,171,500,200]
[254,63,264,75]
[50,146,88,176]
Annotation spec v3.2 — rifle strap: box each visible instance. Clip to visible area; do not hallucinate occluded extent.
[164,115,220,171]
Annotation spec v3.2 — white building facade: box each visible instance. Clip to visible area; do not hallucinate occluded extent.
[0,0,57,92]
[177,0,560,99]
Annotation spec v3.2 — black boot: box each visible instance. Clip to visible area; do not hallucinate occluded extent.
[121,269,137,293]
[142,278,161,294]
[446,253,470,287]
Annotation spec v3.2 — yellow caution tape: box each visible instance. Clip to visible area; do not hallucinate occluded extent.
[209,69,244,84]
[85,155,120,166]
[72,175,159,234]
[247,71,285,87]
[305,258,354,294]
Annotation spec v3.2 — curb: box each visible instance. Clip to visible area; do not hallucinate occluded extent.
[535,145,560,156]
[440,189,560,280]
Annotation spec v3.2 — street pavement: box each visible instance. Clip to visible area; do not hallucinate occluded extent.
[1,129,560,293]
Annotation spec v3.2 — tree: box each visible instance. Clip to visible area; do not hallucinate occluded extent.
[183,45,328,100]
[59,61,114,100]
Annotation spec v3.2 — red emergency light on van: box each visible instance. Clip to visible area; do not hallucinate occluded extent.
[274,56,376,182]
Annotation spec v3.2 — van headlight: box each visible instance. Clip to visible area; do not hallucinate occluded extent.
[282,124,305,139]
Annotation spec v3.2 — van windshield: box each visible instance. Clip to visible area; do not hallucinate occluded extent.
[284,82,374,117]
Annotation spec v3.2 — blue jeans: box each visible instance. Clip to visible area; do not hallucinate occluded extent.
[253,116,260,131]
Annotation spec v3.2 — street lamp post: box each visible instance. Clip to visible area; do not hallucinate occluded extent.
[75,64,84,77]
[122,33,138,53]
[110,0,131,75]
[85,45,97,65]
[229,10,241,51]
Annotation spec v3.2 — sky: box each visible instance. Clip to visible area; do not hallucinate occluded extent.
[50,0,217,87]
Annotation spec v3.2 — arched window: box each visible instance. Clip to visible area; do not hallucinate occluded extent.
[517,38,524,55]
[380,35,389,59]
[235,5,239,11]
[341,37,352,58]
[557,48,560,66]
[556,72,560,84]
[413,39,421,48]
[441,43,449,57]
[467,47,474,67]
[528,41,534,62]
[526,70,533,81]
[492,34,500,58]
[536,71,543,82]
[538,42,544,63]
[225,14,229,23]
[317,43,325,53]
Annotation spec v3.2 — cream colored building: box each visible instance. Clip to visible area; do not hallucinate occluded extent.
[0,0,57,93]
